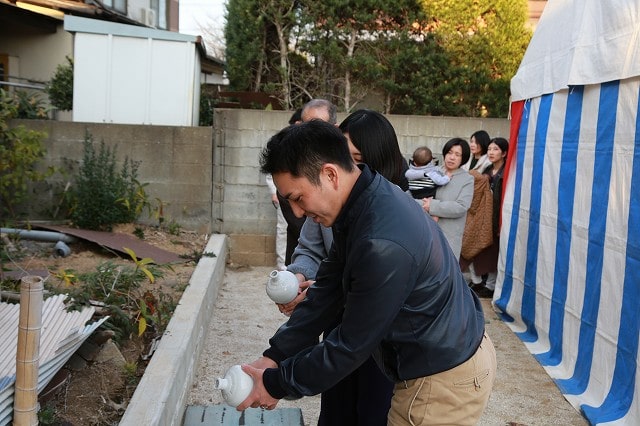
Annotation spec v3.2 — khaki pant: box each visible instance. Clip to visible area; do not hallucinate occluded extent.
[388,333,496,426]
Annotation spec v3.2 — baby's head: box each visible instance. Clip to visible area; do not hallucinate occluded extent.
[411,146,433,167]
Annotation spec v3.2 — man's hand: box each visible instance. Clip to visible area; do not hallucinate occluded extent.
[277,279,313,316]
[236,364,280,411]
[249,356,277,370]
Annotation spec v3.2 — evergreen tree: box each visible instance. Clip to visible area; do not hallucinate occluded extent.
[222,0,531,117]
[420,0,532,116]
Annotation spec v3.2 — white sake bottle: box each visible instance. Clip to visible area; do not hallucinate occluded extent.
[214,365,253,407]
[266,269,299,304]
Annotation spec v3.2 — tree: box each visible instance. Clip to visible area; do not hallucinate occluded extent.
[420,0,531,116]
[46,56,74,112]
[257,0,299,108]
[225,0,267,91]
[356,32,465,115]
[222,0,531,117]
[0,89,52,221]
[299,0,429,111]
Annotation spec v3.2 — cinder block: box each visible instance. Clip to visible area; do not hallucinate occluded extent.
[224,165,263,185]
[223,202,277,224]
[170,163,211,183]
[262,110,295,130]
[173,126,213,146]
[223,186,263,203]
[230,251,270,266]
[406,116,447,137]
[224,219,276,235]
[183,405,304,425]
[223,128,270,149]
[170,144,212,165]
[229,233,268,253]
[229,110,265,130]
[225,146,263,167]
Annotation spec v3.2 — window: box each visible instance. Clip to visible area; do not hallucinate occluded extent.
[0,54,8,82]
[101,0,126,14]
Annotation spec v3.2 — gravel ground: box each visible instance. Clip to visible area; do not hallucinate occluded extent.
[188,265,588,426]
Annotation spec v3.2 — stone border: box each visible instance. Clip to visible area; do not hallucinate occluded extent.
[119,234,228,425]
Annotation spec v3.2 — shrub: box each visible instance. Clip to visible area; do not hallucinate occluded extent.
[46,56,73,112]
[13,90,49,119]
[69,132,143,230]
[0,88,53,222]
[58,257,173,343]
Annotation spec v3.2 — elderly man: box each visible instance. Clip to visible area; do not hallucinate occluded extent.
[242,120,496,425]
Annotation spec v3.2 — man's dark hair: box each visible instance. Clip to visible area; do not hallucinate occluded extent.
[288,108,303,125]
[260,120,354,185]
[442,137,471,167]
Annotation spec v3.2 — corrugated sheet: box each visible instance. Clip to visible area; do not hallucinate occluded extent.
[0,294,107,425]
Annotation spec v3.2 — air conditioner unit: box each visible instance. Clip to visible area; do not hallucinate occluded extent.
[140,7,156,27]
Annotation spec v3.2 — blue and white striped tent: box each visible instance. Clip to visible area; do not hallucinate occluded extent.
[495,1,640,424]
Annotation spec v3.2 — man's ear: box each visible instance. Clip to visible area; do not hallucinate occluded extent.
[321,164,340,188]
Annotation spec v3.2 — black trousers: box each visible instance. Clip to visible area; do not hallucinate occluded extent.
[317,356,394,426]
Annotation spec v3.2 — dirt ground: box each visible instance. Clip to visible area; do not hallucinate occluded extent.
[189,265,589,426]
[2,229,590,425]
[1,223,209,426]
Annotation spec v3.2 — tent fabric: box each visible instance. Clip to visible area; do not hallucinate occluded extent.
[498,78,640,425]
[511,0,640,101]
[503,1,640,423]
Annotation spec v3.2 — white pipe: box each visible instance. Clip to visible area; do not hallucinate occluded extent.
[54,241,71,257]
[1,228,77,244]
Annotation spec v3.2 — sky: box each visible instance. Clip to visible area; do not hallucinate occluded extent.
[179,0,226,56]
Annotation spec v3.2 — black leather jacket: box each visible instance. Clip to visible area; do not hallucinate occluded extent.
[263,165,485,399]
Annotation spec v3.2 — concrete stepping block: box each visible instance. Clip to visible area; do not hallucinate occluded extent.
[183,404,303,426]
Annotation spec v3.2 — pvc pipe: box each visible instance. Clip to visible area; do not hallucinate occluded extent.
[1,228,77,244]
[13,275,43,426]
[54,241,71,257]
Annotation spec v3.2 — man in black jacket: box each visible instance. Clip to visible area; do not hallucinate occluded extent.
[240,120,496,425]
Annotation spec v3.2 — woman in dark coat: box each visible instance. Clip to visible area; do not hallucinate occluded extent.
[469,137,508,299]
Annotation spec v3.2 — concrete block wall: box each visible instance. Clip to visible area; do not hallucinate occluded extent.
[12,120,214,233]
[12,112,509,266]
[211,110,510,267]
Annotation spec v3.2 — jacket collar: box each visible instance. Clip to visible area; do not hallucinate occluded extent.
[333,164,376,233]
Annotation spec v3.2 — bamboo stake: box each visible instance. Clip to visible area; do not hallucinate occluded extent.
[13,275,43,426]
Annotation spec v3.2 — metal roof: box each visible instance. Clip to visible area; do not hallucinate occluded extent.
[0,294,107,425]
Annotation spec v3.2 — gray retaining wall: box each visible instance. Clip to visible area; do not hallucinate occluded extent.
[13,111,509,265]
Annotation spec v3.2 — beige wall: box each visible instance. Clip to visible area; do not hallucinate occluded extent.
[0,24,72,83]
[13,111,510,265]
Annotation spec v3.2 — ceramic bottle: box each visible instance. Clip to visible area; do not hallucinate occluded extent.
[214,364,253,407]
[266,269,299,304]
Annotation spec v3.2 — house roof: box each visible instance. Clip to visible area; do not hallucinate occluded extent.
[1,0,227,83]
[0,0,143,36]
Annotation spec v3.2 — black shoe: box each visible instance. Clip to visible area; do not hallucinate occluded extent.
[470,282,485,292]
[474,286,494,299]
